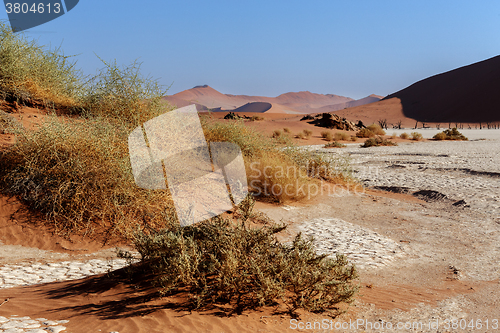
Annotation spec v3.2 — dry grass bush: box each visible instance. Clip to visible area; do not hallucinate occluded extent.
[0,22,82,107]
[296,132,306,139]
[303,129,313,137]
[272,129,282,138]
[433,128,468,141]
[81,58,171,129]
[355,128,375,138]
[350,136,357,142]
[283,127,291,133]
[410,132,423,141]
[324,141,346,148]
[361,136,397,148]
[320,131,334,141]
[0,116,175,236]
[0,110,22,134]
[366,124,385,136]
[334,132,350,141]
[391,132,398,139]
[133,203,358,313]
[249,115,263,121]
[289,149,353,184]
[202,120,312,202]
[399,132,409,139]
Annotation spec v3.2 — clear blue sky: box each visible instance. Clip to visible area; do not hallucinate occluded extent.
[2,1,500,99]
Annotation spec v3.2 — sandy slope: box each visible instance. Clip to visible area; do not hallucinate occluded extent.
[384,54,500,123]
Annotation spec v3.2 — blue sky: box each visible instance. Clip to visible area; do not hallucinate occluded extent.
[2,1,500,99]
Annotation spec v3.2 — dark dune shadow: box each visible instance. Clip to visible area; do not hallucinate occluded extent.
[383,55,500,123]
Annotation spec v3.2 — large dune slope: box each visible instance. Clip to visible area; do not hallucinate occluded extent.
[384,55,500,123]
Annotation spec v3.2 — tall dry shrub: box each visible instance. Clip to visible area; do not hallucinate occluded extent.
[0,116,175,235]
[0,22,82,107]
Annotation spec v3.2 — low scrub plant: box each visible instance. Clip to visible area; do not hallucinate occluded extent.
[324,141,346,148]
[133,212,358,313]
[366,124,385,136]
[361,136,397,148]
[399,132,410,139]
[272,129,282,138]
[410,132,423,141]
[356,128,375,138]
[334,132,350,141]
[283,127,291,133]
[433,128,468,141]
[303,129,313,138]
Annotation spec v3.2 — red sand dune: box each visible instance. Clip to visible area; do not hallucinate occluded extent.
[384,55,500,123]
[163,86,378,114]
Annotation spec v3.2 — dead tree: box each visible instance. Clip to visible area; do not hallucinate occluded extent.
[377,119,388,130]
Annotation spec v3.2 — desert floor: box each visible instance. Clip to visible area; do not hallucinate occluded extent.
[0,117,498,332]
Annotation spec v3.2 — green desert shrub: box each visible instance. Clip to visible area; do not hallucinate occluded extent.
[133,215,358,313]
[433,128,468,141]
[0,22,82,107]
[410,132,423,141]
[361,136,397,148]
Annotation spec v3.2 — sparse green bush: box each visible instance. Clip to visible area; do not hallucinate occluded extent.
[410,132,423,141]
[361,136,397,148]
[399,132,410,139]
[433,128,468,141]
[133,215,358,313]
[433,132,447,140]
